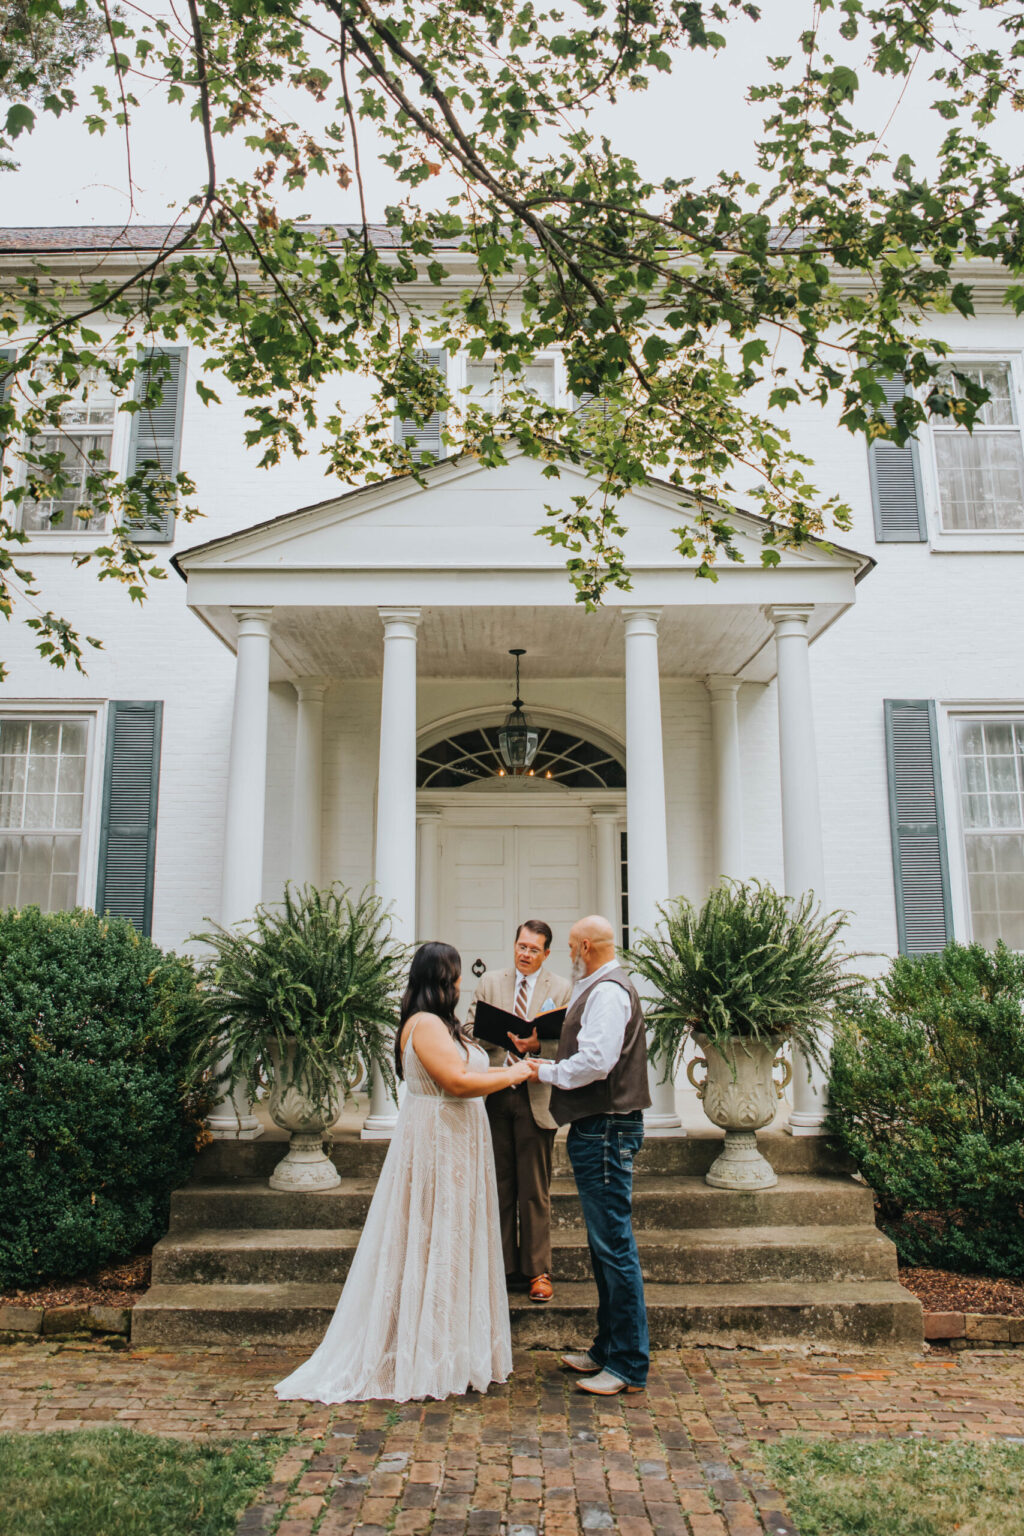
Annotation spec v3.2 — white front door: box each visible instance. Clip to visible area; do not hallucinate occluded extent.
[439,815,596,995]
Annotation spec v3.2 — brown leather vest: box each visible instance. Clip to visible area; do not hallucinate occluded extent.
[548,965,651,1127]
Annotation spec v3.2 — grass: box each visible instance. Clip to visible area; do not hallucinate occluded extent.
[764,1435,1024,1536]
[0,1427,289,1536]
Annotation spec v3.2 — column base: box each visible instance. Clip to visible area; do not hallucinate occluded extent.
[643,1109,686,1137]
[361,1115,398,1141]
[785,1113,827,1137]
[206,1114,264,1141]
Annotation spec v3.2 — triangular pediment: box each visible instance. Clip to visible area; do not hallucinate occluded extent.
[174,448,869,578]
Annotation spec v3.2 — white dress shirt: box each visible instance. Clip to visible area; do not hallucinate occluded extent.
[536,960,631,1091]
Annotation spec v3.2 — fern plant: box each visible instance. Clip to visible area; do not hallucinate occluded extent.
[628,881,861,1076]
[191,884,407,1123]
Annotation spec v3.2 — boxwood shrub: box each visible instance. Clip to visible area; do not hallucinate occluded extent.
[827,941,1024,1277]
[0,907,211,1289]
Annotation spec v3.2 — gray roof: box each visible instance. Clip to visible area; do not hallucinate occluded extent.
[0,224,467,253]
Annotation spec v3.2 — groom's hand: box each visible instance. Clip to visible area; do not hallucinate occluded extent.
[508,1028,540,1055]
[524,1056,542,1080]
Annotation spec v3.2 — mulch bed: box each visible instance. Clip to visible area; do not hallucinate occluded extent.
[900,1266,1024,1317]
[0,1253,152,1312]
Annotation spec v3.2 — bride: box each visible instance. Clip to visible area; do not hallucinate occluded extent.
[275,941,532,1403]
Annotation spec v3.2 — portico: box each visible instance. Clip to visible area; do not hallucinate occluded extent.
[174,449,872,1141]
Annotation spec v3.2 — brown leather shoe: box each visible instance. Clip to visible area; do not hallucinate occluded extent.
[528,1273,553,1304]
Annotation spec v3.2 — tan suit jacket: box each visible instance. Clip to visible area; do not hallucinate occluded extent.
[467,964,572,1131]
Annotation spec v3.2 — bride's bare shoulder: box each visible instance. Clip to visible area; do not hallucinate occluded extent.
[399,1011,450,1049]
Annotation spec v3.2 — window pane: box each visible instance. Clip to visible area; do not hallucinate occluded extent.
[940,363,1016,426]
[30,721,61,755]
[984,722,1016,756]
[987,754,1019,794]
[57,755,86,795]
[961,753,988,794]
[965,832,1024,948]
[0,755,26,797]
[0,794,21,828]
[936,431,1024,530]
[26,752,58,794]
[52,835,80,875]
[60,720,88,755]
[0,720,30,755]
[22,793,55,830]
[54,793,83,829]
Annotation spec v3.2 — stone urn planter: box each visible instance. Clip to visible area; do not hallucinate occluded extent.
[687,1031,792,1190]
[267,1040,344,1192]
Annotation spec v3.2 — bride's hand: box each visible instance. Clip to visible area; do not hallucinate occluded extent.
[506,1057,533,1085]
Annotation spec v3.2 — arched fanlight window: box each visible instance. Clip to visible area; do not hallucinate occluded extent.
[417,726,626,790]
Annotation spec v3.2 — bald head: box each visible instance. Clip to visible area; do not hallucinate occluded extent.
[569,915,617,978]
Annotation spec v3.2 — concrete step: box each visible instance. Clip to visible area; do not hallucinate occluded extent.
[153,1222,897,1288]
[196,1129,853,1183]
[131,1278,922,1351]
[168,1174,875,1234]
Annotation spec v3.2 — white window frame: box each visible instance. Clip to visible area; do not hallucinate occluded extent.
[0,701,106,912]
[455,352,563,413]
[938,700,1024,949]
[921,351,1024,552]
[12,368,133,554]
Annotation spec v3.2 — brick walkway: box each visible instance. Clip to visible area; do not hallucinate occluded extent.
[2,1343,1024,1535]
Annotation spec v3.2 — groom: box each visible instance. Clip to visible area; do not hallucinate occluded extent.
[527,914,651,1395]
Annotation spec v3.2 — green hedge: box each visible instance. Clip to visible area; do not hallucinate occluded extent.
[0,907,210,1289]
[827,942,1024,1277]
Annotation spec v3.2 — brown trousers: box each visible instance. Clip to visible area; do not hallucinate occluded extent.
[486,1084,556,1278]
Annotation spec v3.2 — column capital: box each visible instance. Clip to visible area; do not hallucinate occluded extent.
[764,603,814,637]
[379,606,422,639]
[705,673,742,697]
[416,806,444,823]
[294,676,330,703]
[622,606,662,638]
[590,807,623,823]
[232,606,273,638]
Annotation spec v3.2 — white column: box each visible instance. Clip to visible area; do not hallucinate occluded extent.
[592,809,621,930]
[292,677,328,890]
[363,607,422,1138]
[208,606,272,1141]
[705,674,744,885]
[416,809,442,941]
[767,603,829,1135]
[623,607,683,1134]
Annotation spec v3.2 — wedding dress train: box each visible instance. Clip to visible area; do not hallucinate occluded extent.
[275,1022,512,1403]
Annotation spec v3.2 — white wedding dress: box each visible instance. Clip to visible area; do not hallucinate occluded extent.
[275,1021,512,1403]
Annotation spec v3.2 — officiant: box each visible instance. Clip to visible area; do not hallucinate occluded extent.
[466,919,572,1303]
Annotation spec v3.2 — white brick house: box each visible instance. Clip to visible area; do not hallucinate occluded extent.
[2,229,1023,1136]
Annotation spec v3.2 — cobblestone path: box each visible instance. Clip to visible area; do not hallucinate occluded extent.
[2,1342,1024,1535]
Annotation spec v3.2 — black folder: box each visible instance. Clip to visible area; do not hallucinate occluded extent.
[472,999,567,1056]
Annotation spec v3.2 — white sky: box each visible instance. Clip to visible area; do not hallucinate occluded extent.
[4,2,1021,227]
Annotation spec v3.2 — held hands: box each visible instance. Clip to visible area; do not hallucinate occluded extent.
[505,1056,534,1086]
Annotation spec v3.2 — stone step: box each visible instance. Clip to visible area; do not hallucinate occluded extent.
[168,1174,875,1234]
[131,1278,922,1351]
[196,1130,852,1183]
[153,1222,898,1288]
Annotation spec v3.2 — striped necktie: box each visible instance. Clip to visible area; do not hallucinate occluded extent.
[515,975,529,1020]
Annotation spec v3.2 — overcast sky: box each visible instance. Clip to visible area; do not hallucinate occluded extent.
[3,2,1020,227]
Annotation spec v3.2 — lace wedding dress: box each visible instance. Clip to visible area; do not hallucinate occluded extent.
[275,1021,512,1403]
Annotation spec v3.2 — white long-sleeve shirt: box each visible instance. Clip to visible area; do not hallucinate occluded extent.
[536,960,631,1091]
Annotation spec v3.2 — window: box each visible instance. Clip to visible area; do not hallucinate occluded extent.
[0,718,89,910]
[21,370,115,533]
[417,725,625,789]
[954,717,1024,949]
[933,363,1024,531]
[463,360,556,412]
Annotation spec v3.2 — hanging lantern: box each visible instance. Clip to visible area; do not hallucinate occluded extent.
[498,648,539,774]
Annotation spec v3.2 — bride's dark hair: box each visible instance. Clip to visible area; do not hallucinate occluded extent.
[396,941,468,1079]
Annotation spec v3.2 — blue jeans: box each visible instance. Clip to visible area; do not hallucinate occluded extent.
[566,1111,648,1387]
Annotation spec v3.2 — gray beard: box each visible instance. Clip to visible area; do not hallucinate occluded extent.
[571,957,587,984]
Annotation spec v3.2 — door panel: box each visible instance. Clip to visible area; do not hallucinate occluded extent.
[438,817,595,1004]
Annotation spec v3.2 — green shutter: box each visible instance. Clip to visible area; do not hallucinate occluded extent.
[868,376,926,542]
[125,347,187,543]
[884,699,953,954]
[0,349,15,405]
[395,349,446,462]
[96,701,163,936]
